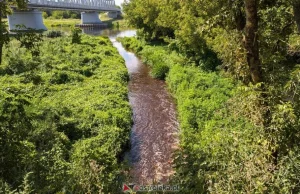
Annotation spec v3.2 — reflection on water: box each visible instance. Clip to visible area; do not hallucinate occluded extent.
[108,30,179,184]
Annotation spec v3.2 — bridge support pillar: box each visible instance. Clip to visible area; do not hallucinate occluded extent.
[107,12,118,19]
[8,9,47,31]
[81,12,102,24]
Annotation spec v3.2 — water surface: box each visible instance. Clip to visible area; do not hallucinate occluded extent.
[108,30,179,184]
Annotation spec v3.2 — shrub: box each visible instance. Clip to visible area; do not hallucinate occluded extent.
[119,37,177,80]
[42,12,48,19]
[71,27,81,44]
[150,62,169,79]
[49,71,84,84]
[44,30,63,38]
[116,36,145,53]
[70,126,128,193]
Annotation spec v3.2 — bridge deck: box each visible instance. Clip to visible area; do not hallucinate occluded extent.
[27,0,120,11]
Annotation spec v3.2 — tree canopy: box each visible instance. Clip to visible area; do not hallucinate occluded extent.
[122,0,300,192]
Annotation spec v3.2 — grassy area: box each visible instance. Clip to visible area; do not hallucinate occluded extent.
[44,18,80,28]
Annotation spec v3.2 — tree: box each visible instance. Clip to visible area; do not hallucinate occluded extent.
[71,27,81,44]
[123,0,175,40]
[0,0,28,64]
[293,0,300,32]
[0,2,9,65]
[244,0,263,84]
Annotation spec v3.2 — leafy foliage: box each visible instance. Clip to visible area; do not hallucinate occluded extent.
[15,28,44,57]
[71,27,82,44]
[118,37,184,79]
[0,0,29,64]
[118,36,300,193]
[43,10,81,19]
[43,30,63,38]
[0,35,132,192]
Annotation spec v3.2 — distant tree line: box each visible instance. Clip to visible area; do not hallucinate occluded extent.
[42,10,81,19]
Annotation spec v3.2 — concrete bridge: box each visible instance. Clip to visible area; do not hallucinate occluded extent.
[8,0,120,31]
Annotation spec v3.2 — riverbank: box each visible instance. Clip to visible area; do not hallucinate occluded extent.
[117,37,274,193]
[111,32,179,184]
[1,35,132,192]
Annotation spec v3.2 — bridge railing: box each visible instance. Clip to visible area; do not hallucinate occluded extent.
[28,0,119,11]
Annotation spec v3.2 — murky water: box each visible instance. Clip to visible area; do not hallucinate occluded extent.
[84,29,179,184]
[108,30,179,184]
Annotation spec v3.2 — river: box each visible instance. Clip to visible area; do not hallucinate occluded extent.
[87,29,179,184]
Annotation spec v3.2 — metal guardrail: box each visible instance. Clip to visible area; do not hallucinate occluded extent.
[28,0,119,11]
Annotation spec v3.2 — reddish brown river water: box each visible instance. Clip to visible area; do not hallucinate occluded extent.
[102,30,179,184]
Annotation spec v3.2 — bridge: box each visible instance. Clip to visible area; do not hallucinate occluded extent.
[8,0,120,31]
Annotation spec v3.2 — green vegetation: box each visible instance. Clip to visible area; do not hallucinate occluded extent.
[119,0,300,189]
[44,18,80,28]
[0,35,132,193]
[100,13,130,29]
[71,27,82,44]
[43,13,130,30]
[43,10,81,19]
[0,0,28,64]
[1,0,300,192]
[43,30,63,38]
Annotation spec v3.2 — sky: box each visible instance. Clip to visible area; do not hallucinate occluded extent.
[115,0,124,6]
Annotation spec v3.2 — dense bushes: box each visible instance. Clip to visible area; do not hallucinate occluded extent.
[122,0,300,192]
[118,37,300,193]
[43,30,63,38]
[167,66,274,193]
[118,37,184,80]
[0,35,132,192]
